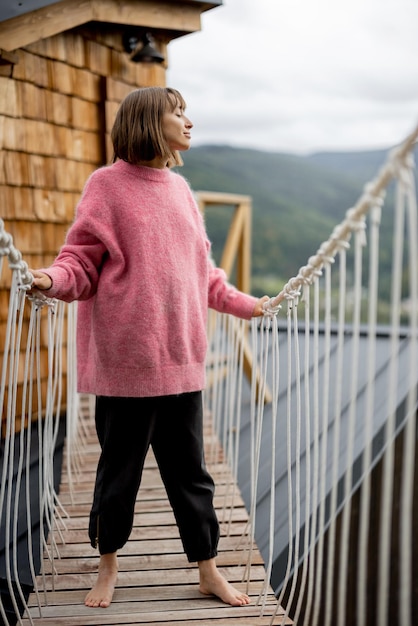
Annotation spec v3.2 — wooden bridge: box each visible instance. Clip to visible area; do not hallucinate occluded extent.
[21,397,291,626]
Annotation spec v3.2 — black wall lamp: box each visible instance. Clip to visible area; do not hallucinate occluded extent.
[123,31,165,64]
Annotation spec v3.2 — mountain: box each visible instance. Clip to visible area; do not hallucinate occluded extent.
[176,144,415,300]
[306,148,390,183]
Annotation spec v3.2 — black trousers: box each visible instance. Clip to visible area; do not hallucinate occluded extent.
[88,391,220,562]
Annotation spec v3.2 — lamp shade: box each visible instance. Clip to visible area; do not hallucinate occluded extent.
[128,33,165,64]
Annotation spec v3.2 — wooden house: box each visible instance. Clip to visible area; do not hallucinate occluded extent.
[0,0,222,428]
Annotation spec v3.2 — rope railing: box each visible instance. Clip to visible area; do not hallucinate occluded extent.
[0,220,80,625]
[264,122,418,312]
[207,123,418,625]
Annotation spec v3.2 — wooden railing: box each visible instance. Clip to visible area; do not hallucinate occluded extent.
[196,191,272,403]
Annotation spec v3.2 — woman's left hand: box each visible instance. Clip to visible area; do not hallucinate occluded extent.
[252,295,270,317]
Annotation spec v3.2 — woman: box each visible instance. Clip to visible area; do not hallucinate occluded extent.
[30,87,268,609]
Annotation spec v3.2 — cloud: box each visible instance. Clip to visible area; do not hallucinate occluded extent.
[167,0,418,153]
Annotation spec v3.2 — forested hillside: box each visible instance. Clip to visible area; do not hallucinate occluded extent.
[177,144,415,303]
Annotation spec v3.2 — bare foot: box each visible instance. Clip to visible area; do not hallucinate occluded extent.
[85,552,118,608]
[198,558,251,606]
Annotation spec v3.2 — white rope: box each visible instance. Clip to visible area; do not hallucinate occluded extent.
[206,311,226,466]
[376,165,406,626]
[356,201,381,626]
[311,263,333,626]
[64,302,79,504]
[203,309,222,465]
[337,220,365,625]
[40,302,69,587]
[244,313,270,589]
[251,314,279,610]
[0,219,33,292]
[398,162,417,626]
[275,305,294,613]
[292,285,312,623]
[0,275,17,626]
[259,314,279,612]
[323,246,347,626]
[219,316,242,528]
[4,283,28,624]
[279,300,303,625]
[226,318,246,531]
[298,278,321,624]
[22,308,42,619]
[34,307,47,608]
[0,221,60,624]
[0,278,52,624]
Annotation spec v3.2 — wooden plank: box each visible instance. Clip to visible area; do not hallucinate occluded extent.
[47,59,102,101]
[41,550,264,577]
[109,48,137,86]
[12,50,49,88]
[24,599,283,620]
[2,117,54,153]
[0,0,210,52]
[0,0,93,52]
[45,89,72,125]
[27,565,268,595]
[43,535,253,560]
[58,480,244,504]
[17,81,48,120]
[71,97,100,131]
[33,189,77,223]
[0,185,34,220]
[92,0,203,32]
[47,58,74,94]
[6,219,43,254]
[0,48,19,65]
[0,77,18,115]
[106,77,135,102]
[1,151,29,186]
[41,222,68,253]
[27,581,272,607]
[54,127,102,162]
[196,191,252,208]
[51,150,84,189]
[54,498,249,523]
[22,607,291,626]
[43,522,253,547]
[135,61,167,87]
[26,32,86,67]
[85,39,112,75]
[70,65,103,102]
[27,154,58,188]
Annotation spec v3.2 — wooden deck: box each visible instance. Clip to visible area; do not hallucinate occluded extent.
[22,402,292,625]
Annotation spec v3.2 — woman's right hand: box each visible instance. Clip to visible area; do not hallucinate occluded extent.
[28,269,53,291]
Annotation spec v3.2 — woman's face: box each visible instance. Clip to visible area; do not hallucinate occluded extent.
[162,100,193,152]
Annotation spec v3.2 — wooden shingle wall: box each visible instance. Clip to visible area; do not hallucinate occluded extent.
[0,25,166,427]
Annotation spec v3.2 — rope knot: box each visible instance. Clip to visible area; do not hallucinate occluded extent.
[26,290,57,311]
[262,297,281,317]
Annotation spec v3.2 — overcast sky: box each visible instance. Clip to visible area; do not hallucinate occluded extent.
[166,0,418,154]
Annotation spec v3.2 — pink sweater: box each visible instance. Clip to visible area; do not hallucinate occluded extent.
[42,160,257,397]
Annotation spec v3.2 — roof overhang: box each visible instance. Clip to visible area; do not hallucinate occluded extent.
[0,0,223,52]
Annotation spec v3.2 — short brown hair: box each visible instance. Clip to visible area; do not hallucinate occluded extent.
[111,87,187,167]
